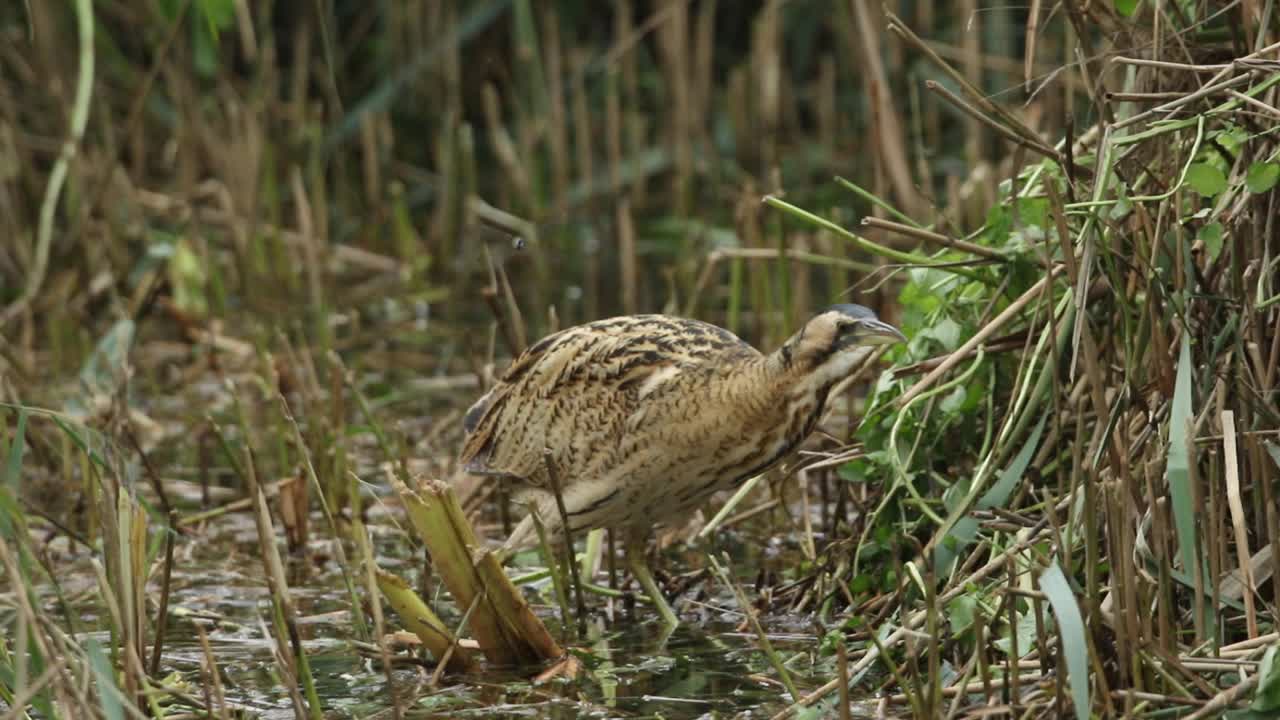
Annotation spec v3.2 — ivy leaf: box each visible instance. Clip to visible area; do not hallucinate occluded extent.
[1246,162,1279,194]
[1197,222,1224,261]
[918,317,961,351]
[1186,163,1227,197]
[993,610,1039,658]
[940,385,967,415]
[948,595,978,636]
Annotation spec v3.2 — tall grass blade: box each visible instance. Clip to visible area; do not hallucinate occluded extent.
[87,638,125,720]
[1039,562,1089,720]
[49,415,109,472]
[935,414,1047,574]
[1167,334,1198,582]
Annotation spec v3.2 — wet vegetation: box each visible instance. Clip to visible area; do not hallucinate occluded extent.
[3,1,1280,718]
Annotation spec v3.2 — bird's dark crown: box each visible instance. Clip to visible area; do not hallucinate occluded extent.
[824,303,879,321]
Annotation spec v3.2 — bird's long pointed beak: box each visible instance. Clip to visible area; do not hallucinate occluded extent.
[862,319,907,345]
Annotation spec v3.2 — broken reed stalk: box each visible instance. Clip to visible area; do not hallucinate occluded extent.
[195,625,229,719]
[1220,411,1258,639]
[94,484,149,706]
[473,551,562,659]
[393,474,562,667]
[375,568,477,672]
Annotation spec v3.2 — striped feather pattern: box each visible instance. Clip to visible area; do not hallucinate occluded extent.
[457,309,888,544]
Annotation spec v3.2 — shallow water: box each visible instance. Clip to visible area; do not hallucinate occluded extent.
[79,502,864,719]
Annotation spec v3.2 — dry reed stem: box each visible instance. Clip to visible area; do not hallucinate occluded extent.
[375,568,477,673]
[773,525,1055,719]
[473,551,564,661]
[1184,674,1260,720]
[244,445,322,718]
[848,0,921,217]
[1221,411,1258,639]
[395,475,562,667]
[355,521,404,720]
[860,216,1007,261]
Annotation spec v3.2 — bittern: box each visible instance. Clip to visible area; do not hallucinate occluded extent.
[458,304,905,626]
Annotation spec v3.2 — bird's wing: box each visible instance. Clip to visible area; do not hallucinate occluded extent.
[458,316,758,487]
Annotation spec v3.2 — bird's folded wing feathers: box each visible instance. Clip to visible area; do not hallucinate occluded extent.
[457,316,758,485]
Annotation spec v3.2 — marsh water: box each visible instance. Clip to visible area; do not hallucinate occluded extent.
[173,519,840,717]
[33,457,870,719]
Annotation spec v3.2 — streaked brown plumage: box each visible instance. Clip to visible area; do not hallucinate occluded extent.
[457,305,905,625]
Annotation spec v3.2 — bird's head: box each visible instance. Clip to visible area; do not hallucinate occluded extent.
[777,304,906,381]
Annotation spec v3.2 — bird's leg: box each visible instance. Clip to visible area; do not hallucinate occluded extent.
[624,532,679,628]
[498,514,537,561]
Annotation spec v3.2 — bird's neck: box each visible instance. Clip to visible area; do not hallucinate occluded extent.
[690,344,873,483]
[754,342,875,415]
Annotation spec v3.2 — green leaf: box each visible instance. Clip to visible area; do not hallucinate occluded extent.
[1012,197,1051,230]
[87,639,125,720]
[981,414,1049,510]
[993,609,1038,658]
[1040,563,1090,720]
[1197,222,1224,261]
[940,386,967,415]
[1185,163,1227,197]
[1114,0,1139,17]
[933,415,1048,575]
[169,238,208,317]
[795,706,826,720]
[1246,162,1280,194]
[918,317,962,351]
[1167,334,1199,579]
[948,595,978,636]
[849,573,873,595]
[1218,126,1249,153]
[1108,195,1133,221]
[1253,643,1280,712]
[837,460,869,483]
